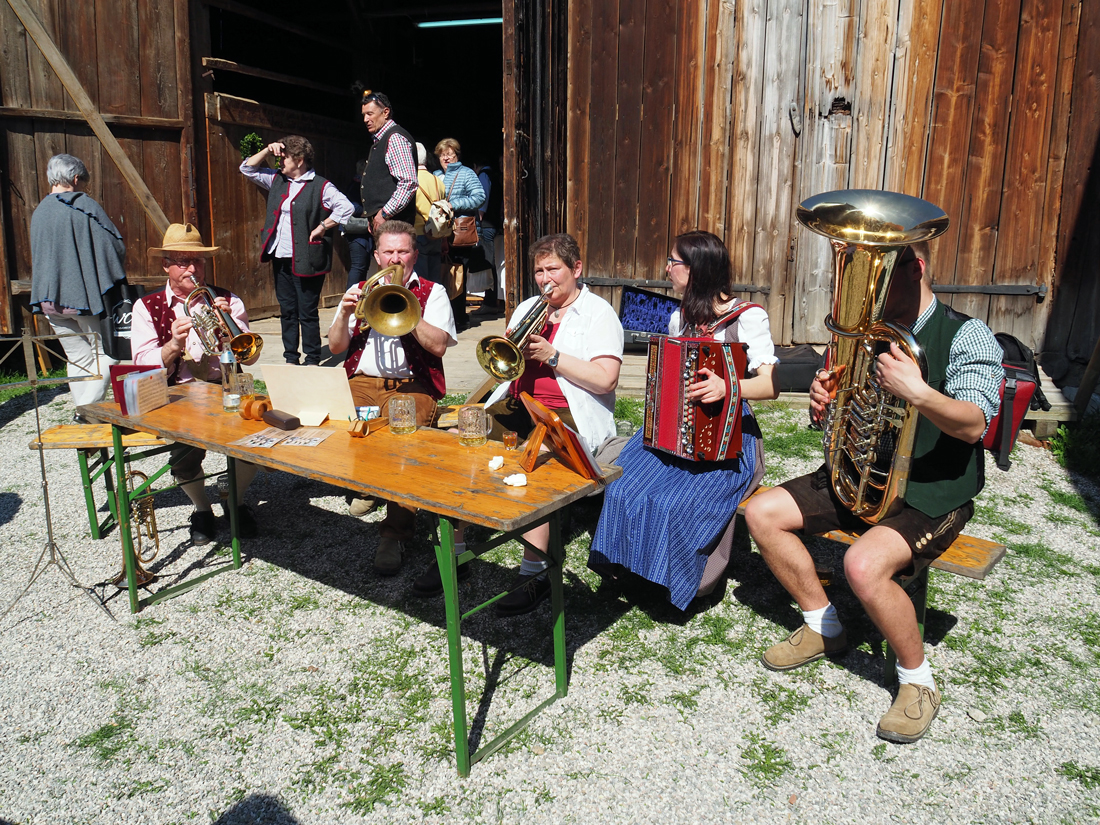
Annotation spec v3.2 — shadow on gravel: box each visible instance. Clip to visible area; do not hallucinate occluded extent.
[0,384,67,428]
[212,793,301,825]
[0,492,21,528]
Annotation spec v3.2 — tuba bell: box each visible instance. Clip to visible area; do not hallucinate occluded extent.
[184,285,264,362]
[353,264,421,337]
[796,189,949,524]
[475,282,554,382]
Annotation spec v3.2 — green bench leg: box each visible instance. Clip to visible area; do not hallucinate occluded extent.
[78,448,102,539]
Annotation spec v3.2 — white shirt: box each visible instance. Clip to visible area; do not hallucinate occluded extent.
[486,285,624,455]
[345,272,457,378]
[669,304,778,373]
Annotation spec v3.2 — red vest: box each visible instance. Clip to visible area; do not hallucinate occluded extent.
[142,285,232,385]
[342,276,447,400]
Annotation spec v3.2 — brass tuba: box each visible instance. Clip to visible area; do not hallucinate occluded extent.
[353,264,421,337]
[475,282,554,381]
[184,285,264,362]
[796,189,949,524]
[113,470,159,588]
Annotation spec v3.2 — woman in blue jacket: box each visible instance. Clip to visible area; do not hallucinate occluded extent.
[434,138,485,329]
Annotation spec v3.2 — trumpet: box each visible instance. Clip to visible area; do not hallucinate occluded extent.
[353,264,421,337]
[184,284,264,362]
[475,282,554,382]
[113,470,159,588]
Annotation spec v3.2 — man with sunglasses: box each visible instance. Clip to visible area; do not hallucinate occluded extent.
[131,224,262,546]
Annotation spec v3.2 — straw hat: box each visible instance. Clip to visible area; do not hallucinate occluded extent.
[147,223,220,257]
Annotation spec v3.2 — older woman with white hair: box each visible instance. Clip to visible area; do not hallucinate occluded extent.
[29,153,128,414]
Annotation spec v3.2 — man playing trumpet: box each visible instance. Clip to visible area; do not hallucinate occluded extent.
[327,220,458,575]
[744,242,1003,743]
[131,223,262,546]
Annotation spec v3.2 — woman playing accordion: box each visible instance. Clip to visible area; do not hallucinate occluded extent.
[587,230,779,609]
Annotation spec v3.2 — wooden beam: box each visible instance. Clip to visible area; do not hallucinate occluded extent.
[202,0,353,54]
[4,0,171,236]
[0,106,184,130]
[201,57,347,97]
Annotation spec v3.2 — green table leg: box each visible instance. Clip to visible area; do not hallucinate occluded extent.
[549,510,568,698]
[111,426,140,614]
[436,517,471,776]
[78,449,102,539]
[226,456,242,569]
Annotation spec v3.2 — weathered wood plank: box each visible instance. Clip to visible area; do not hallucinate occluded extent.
[56,0,96,113]
[794,0,857,343]
[922,0,985,292]
[988,0,1061,341]
[584,0,619,280]
[29,424,166,450]
[3,119,38,281]
[749,0,802,345]
[140,0,177,120]
[0,0,34,108]
[26,0,62,110]
[697,0,735,235]
[611,0,646,281]
[0,105,184,128]
[1031,0,1080,351]
[95,0,140,117]
[632,0,676,285]
[884,0,944,198]
[668,0,705,235]
[952,0,1021,320]
[728,0,765,301]
[565,0,592,252]
[850,0,899,189]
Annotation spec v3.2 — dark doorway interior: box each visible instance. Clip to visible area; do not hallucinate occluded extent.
[206,1,504,176]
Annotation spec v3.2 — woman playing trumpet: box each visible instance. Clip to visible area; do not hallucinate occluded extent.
[587,230,780,610]
[413,233,625,615]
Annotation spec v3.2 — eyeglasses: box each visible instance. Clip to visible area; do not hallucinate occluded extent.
[167,257,203,269]
[666,256,687,267]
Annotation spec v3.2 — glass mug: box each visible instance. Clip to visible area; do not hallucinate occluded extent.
[387,396,418,435]
[457,406,489,448]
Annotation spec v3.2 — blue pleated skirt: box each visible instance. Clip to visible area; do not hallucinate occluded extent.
[587,401,761,610]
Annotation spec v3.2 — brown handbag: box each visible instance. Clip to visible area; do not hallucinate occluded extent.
[451,215,479,248]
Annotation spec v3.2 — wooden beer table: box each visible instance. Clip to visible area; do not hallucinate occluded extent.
[83,382,620,775]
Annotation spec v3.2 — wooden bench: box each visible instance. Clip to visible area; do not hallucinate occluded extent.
[29,425,173,540]
[737,486,1006,681]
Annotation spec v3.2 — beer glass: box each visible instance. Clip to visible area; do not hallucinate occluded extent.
[457,406,489,447]
[388,396,417,435]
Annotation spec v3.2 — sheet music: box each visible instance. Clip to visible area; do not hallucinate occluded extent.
[280,428,334,447]
[231,427,292,448]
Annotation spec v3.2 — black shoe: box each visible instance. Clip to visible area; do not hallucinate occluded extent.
[412,559,472,597]
[190,510,218,546]
[495,572,551,617]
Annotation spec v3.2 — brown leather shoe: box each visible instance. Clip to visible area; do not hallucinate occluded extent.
[760,624,848,671]
[876,682,941,743]
[349,496,376,517]
[373,537,403,575]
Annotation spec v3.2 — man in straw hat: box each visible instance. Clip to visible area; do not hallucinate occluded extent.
[130,223,262,546]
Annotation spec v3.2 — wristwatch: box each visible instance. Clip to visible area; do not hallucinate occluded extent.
[547,350,560,368]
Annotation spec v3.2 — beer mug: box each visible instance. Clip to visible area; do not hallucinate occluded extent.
[457,406,489,447]
[388,396,417,435]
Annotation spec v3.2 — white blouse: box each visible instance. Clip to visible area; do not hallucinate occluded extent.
[668,304,778,373]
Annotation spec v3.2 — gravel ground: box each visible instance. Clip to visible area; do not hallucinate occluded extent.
[1,388,1099,824]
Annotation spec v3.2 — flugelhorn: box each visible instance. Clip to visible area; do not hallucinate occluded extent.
[353,264,421,337]
[475,282,554,382]
[184,285,264,361]
[113,470,159,588]
[796,189,949,524]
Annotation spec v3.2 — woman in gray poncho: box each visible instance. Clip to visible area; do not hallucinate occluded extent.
[30,154,127,410]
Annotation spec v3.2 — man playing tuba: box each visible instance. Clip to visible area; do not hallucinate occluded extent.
[131,223,262,546]
[745,241,1003,743]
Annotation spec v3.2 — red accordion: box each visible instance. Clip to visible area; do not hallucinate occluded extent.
[642,336,748,462]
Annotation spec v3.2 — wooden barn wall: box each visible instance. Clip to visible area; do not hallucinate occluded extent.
[0,0,194,331]
[565,0,1089,357]
[203,93,360,316]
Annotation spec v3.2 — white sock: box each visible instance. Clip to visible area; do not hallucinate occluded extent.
[453,541,465,557]
[803,604,844,638]
[519,557,549,578]
[897,658,936,690]
[177,476,212,512]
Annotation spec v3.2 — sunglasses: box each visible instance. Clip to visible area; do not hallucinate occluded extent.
[167,257,203,269]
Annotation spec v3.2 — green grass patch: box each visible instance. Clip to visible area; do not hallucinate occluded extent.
[341,762,407,814]
[972,503,1032,536]
[1058,761,1100,790]
[754,676,811,725]
[1040,482,1095,515]
[0,366,67,403]
[1004,540,1078,578]
[614,396,645,428]
[740,733,793,785]
[72,711,139,765]
[1050,413,1100,480]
